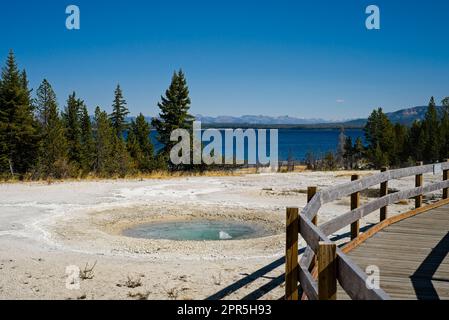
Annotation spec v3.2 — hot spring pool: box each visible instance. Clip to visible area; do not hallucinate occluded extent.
[123,220,271,241]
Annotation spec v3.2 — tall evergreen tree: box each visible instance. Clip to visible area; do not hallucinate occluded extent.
[0,51,39,177]
[127,113,154,172]
[107,85,133,176]
[35,79,57,126]
[353,137,364,168]
[35,79,68,178]
[392,123,409,166]
[364,108,395,168]
[422,97,440,162]
[441,97,449,159]
[343,136,354,169]
[62,92,83,168]
[20,70,33,110]
[408,121,425,161]
[336,127,347,167]
[110,133,132,177]
[80,104,95,174]
[110,84,129,137]
[372,143,389,168]
[20,70,28,90]
[126,126,142,171]
[152,70,194,162]
[135,114,154,170]
[93,106,114,176]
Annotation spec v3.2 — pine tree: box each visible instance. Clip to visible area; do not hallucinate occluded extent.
[422,97,440,162]
[0,51,39,177]
[80,104,95,174]
[93,107,114,176]
[336,127,346,167]
[408,121,425,161]
[94,106,131,176]
[110,84,129,137]
[152,70,194,162]
[353,137,364,168]
[62,92,83,169]
[0,61,9,174]
[364,108,395,168]
[324,152,337,170]
[35,79,57,126]
[392,123,409,166]
[372,143,389,168]
[304,151,317,170]
[343,136,354,169]
[20,70,33,110]
[130,114,154,172]
[35,79,68,178]
[110,134,132,177]
[440,97,449,159]
[20,70,28,90]
[126,125,142,171]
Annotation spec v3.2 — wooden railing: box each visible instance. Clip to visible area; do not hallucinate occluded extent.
[285,160,449,300]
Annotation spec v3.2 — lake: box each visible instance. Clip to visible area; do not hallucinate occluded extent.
[150,128,365,162]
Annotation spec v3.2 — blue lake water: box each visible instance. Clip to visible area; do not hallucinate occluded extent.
[150,128,364,162]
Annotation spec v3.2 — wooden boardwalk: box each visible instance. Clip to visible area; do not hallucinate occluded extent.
[345,204,449,300]
[285,163,449,300]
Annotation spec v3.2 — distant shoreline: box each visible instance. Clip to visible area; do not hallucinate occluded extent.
[201,123,364,130]
[149,125,364,130]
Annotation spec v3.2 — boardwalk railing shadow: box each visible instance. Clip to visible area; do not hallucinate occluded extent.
[410,232,449,300]
[205,249,302,300]
[205,226,373,300]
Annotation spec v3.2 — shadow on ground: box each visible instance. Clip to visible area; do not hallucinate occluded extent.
[411,232,449,300]
[206,224,374,300]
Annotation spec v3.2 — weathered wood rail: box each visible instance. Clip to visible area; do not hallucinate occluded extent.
[285,160,449,300]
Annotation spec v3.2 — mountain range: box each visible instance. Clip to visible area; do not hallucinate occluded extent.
[129,105,445,128]
[194,114,331,125]
[341,106,445,127]
[195,105,445,127]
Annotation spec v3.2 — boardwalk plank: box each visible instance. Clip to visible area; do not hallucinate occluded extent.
[347,205,449,300]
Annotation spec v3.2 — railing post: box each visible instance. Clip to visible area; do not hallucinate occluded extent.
[380,167,388,221]
[308,186,318,225]
[350,175,360,240]
[415,161,424,208]
[318,241,337,300]
[285,207,299,300]
[307,186,318,274]
[443,159,448,200]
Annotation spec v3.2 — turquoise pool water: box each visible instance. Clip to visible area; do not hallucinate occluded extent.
[123,220,269,241]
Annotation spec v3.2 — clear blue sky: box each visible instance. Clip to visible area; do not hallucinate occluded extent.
[1,0,449,120]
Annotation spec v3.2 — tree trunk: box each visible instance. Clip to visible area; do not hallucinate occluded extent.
[8,158,14,178]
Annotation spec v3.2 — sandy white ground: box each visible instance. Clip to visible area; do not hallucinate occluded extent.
[0,171,442,300]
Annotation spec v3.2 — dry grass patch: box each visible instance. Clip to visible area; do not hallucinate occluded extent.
[128,291,150,300]
[0,168,249,184]
[123,275,143,288]
[79,261,97,280]
[165,287,179,300]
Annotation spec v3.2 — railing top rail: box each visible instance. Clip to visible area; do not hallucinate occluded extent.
[320,180,449,236]
[298,211,390,300]
[302,162,449,220]
[295,161,449,300]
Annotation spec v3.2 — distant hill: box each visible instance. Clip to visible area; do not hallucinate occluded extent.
[340,106,445,127]
[194,114,330,125]
[196,107,445,127]
[127,115,333,129]
[126,105,445,129]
